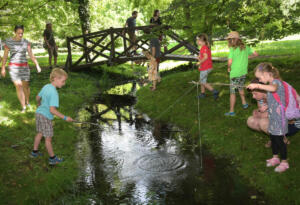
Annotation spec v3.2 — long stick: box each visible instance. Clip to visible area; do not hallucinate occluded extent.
[73,121,101,126]
[189,81,247,88]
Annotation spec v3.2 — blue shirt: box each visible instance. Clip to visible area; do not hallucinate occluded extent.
[36,84,59,120]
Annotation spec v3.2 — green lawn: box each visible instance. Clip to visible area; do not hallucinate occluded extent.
[135,55,300,205]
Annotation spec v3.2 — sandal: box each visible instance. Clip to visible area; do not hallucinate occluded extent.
[275,162,289,173]
[266,157,280,167]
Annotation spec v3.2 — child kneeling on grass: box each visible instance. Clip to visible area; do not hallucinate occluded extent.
[247,63,289,173]
[30,68,73,165]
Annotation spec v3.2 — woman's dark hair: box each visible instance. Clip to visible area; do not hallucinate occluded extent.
[153,9,160,17]
[14,25,24,32]
[132,11,138,15]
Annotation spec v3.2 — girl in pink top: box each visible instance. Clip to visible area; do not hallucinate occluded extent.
[196,34,218,100]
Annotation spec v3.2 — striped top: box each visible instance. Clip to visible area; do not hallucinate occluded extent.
[4,38,30,64]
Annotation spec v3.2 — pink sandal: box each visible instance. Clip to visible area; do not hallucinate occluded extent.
[275,162,289,173]
[266,157,280,167]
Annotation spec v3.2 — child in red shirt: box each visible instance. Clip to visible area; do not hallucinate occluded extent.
[196,34,219,99]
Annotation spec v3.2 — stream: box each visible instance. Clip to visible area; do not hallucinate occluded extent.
[74,82,266,205]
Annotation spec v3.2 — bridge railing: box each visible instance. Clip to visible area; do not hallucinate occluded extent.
[65,25,200,71]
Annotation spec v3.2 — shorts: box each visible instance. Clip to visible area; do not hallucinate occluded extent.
[128,31,136,46]
[286,123,300,137]
[199,69,212,84]
[9,64,30,82]
[230,75,246,94]
[36,113,53,137]
[48,45,58,57]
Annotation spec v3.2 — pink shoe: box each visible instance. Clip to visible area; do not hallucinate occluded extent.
[266,157,280,167]
[275,162,289,173]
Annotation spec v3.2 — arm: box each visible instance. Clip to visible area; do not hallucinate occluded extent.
[1,46,9,77]
[151,47,156,58]
[249,51,258,59]
[36,95,41,107]
[227,58,232,72]
[44,35,50,48]
[247,83,278,92]
[50,106,73,122]
[197,53,208,65]
[27,45,41,73]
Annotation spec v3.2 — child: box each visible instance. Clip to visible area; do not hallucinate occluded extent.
[143,50,161,91]
[225,31,258,116]
[247,63,289,173]
[30,68,73,165]
[196,34,219,100]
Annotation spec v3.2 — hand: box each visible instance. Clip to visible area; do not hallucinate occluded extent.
[247,83,258,90]
[36,64,41,73]
[196,62,200,66]
[1,68,5,78]
[253,109,260,117]
[227,67,231,72]
[66,117,74,122]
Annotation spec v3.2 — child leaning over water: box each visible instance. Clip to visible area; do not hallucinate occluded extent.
[30,68,73,165]
[196,34,219,100]
[225,31,258,116]
[247,63,289,173]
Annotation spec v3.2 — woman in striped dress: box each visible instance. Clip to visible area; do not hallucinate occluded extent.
[1,25,41,112]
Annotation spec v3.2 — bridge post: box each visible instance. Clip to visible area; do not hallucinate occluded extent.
[109,27,115,66]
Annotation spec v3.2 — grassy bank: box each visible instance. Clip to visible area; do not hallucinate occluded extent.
[135,56,300,204]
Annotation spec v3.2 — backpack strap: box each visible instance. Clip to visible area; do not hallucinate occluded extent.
[282,81,289,109]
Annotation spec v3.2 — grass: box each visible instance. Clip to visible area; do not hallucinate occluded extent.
[135,55,300,205]
[166,39,300,58]
[0,59,99,204]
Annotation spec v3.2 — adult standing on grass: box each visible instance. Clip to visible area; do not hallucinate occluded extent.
[124,11,138,55]
[43,22,58,69]
[225,31,258,116]
[1,25,41,112]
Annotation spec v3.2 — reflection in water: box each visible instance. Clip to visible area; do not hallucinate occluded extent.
[76,84,265,205]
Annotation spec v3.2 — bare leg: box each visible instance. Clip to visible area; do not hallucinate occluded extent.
[230,93,236,113]
[247,116,261,131]
[259,118,269,134]
[238,88,247,105]
[201,84,205,93]
[22,81,30,105]
[203,83,214,92]
[152,80,157,90]
[33,133,43,150]
[13,80,26,108]
[45,137,55,157]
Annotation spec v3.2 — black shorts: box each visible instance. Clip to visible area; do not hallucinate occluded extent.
[286,123,300,137]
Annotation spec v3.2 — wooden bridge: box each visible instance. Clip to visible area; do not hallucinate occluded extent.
[65,25,214,71]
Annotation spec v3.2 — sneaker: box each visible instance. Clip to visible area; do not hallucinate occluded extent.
[49,156,64,165]
[198,93,206,99]
[224,112,235,116]
[21,106,26,113]
[275,162,289,173]
[242,103,249,109]
[213,90,219,100]
[266,157,280,167]
[30,151,43,158]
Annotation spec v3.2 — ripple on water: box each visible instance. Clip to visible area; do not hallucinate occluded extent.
[136,154,186,173]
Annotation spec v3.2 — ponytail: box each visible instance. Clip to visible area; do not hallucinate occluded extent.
[254,62,281,79]
[196,33,210,48]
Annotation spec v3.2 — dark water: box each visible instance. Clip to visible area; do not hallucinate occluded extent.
[75,83,266,205]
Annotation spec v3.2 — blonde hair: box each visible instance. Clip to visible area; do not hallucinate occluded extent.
[254,62,281,79]
[50,68,68,82]
[228,38,245,50]
[196,33,210,48]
